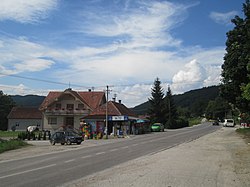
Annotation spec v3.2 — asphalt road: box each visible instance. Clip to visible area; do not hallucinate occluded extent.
[0,122,220,187]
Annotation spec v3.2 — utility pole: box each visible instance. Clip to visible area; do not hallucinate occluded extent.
[105,85,111,139]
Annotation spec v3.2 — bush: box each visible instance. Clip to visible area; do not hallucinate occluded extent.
[166,118,189,129]
[18,132,27,140]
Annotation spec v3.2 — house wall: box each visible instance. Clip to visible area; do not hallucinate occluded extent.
[43,115,84,131]
[8,119,42,131]
[42,94,91,131]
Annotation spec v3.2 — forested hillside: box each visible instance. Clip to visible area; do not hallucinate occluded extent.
[132,86,220,116]
[11,95,45,107]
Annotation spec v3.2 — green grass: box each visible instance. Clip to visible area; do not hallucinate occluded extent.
[236,128,250,137]
[188,118,201,127]
[0,139,30,154]
[0,131,21,138]
[236,128,250,143]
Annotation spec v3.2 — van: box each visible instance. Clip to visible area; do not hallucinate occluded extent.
[223,119,235,127]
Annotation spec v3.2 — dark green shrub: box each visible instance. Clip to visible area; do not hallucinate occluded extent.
[38,132,41,140]
[43,132,46,140]
[166,118,189,129]
[18,132,27,140]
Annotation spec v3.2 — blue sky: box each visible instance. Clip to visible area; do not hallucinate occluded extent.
[0,0,245,107]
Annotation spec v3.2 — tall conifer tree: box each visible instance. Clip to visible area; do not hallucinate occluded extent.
[165,86,178,128]
[148,77,165,124]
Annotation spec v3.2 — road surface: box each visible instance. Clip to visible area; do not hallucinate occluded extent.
[0,123,219,187]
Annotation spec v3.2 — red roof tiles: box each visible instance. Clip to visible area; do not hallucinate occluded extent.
[39,89,105,110]
[86,101,137,117]
[8,107,42,119]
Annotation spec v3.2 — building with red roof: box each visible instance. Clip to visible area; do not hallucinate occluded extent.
[7,107,42,131]
[82,100,138,136]
[39,88,106,131]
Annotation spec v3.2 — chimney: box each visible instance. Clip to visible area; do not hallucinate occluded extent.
[88,89,91,92]
[118,100,121,104]
[112,98,116,102]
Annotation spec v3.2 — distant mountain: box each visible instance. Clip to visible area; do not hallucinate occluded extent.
[132,86,220,116]
[11,95,45,107]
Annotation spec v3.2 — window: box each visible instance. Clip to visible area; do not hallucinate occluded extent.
[78,104,84,110]
[67,104,74,110]
[48,117,57,125]
[55,103,61,109]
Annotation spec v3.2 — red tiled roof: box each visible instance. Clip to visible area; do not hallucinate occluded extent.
[8,107,42,119]
[39,89,105,110]
[86,101,137,117]
[78,91,105,109]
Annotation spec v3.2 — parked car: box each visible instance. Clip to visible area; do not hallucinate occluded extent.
[151,123,164,132]
[50,131,83,145]
[223,119,235,127]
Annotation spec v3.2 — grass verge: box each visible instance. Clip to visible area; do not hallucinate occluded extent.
[236,128,250,143]
[188,118,201,127]
[0,131,20,138]
[0,138,30,154]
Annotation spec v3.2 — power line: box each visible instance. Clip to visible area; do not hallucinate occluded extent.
[0,73,89,89]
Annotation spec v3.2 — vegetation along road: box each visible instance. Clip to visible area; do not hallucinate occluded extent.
[0,122,219,187]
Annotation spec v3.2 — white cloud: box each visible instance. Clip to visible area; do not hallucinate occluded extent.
[80,1,186,49]
[0,83,27,95]
[209,11,238,25]
[0,0,58,23]
[171,59,221,94]
[0,37,55,74]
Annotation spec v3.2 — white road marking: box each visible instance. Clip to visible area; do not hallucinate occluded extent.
[64,159,75,163]
[131,143,138,146]
[121,146,129,149]
[109,148,118,152]
[95,152,105,155]
[0,164,56,179]
[81,155,92,159]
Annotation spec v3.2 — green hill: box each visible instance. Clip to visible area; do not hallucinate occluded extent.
[11,95,45,107]
[132,86,220,116]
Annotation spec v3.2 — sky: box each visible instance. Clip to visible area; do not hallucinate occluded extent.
[0,0,245,107]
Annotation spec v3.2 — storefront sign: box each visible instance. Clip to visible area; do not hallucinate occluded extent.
[108,115,128,121]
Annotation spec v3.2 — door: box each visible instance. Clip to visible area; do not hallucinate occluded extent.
[65,117,74,128]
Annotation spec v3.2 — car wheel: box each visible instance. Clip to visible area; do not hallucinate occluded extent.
[77,142,81,145]
[67,139,71,145]
[61,143,65,145]
[51,140,55,145]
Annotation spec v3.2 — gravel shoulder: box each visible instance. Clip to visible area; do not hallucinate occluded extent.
[64,127,250,187]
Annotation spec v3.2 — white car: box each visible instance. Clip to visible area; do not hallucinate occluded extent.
[223,119,235,127]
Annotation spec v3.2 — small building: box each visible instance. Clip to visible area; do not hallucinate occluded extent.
[39,88,106,131]
[7,107,42,131]
[82,100,138,137]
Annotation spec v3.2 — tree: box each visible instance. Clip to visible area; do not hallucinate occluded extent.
[165,86,178,128]
[221,0,250,113]
[205,97,231,120]
[148,77,165,124]
[242,63,250,100]
[0,91,15,130]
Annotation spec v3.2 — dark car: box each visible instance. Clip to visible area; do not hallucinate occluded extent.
[50,131,83,145]
[212,120,219,126]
